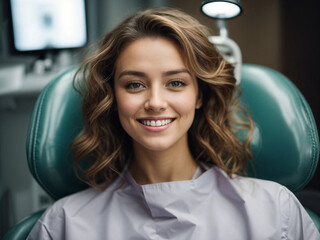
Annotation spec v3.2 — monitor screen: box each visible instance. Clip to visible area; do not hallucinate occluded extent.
[9,0,87,52]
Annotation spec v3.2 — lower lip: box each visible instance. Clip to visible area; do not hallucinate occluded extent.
[138,120,174,132]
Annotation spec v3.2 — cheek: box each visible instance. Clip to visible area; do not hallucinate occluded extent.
[171,92,198,115]
[170,95,197,132]
[116,101,134,135]
[115,93,142,124]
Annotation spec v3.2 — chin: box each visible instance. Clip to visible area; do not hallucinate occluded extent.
[137,140,176,152]
[142,144,172,152]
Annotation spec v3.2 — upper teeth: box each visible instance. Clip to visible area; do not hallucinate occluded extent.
[142,119,172,127]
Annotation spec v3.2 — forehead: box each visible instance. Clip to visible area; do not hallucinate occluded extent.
[114,37,191,78]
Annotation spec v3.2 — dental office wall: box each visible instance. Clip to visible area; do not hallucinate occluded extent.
[0,0,319,236]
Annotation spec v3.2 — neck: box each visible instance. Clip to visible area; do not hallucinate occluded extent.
[129,142,198,185]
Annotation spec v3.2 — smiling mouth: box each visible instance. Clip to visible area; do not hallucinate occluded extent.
[138,119,174,127]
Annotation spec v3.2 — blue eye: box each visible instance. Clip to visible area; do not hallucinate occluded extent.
[168,80,185,88]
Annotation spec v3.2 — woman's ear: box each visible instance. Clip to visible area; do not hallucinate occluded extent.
[196,97,202,109]
[196,101,202,109]
[195,88,203,109]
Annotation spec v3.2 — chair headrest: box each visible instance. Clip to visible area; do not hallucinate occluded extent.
[26,64,319,200]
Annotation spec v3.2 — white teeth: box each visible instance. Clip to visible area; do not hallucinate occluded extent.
[141,119,172,127]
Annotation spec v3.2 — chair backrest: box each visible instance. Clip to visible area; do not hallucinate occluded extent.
[26,67,87,200]
[240,64,319,192]
[26,64,319,200]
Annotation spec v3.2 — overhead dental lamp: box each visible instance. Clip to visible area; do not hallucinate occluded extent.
[201,0,243,84]
[200,0,242,19]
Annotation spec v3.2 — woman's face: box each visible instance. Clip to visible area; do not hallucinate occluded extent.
[114,37,201,152]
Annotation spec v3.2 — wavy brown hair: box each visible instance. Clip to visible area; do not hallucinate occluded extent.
[72,7,254,189]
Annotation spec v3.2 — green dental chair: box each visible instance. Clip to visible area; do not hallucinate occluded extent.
[3,64,320,239]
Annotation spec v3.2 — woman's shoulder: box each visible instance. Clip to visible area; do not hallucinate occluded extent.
[27,177,129,239]
[27,187,105,239]
[40,187,100,221]
[213,167,320,238]
[42,178,123,219]
[212,166,292,203]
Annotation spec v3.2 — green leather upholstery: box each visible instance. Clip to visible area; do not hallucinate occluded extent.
[240,64,319,192]
[3,210,45,240]
[306,208,320,232]
[26,67,87,200]
[3,64,320,239]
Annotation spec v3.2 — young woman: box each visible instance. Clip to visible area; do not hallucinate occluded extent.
[27,8,319,239]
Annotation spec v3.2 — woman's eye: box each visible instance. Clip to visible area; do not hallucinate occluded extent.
[168,80,185,88]
[125,82,144,90]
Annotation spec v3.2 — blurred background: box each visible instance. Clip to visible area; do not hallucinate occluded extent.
[0,0,319,237]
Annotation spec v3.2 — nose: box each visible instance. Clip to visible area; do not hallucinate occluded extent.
[144,85,167,112]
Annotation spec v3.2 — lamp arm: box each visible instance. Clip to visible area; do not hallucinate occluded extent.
[216,19,229,38]
[208,36,242,84]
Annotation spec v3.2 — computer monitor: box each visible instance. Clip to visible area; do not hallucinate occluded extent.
[8,0,88,55]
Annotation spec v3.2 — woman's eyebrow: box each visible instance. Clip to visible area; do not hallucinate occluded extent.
[163,69,191,77]
[118,71,147,79]
[117,69,191,79]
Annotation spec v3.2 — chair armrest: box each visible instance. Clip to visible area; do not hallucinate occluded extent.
[3,209,45,240]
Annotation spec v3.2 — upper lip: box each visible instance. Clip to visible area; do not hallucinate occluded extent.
[137,117,175,121]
